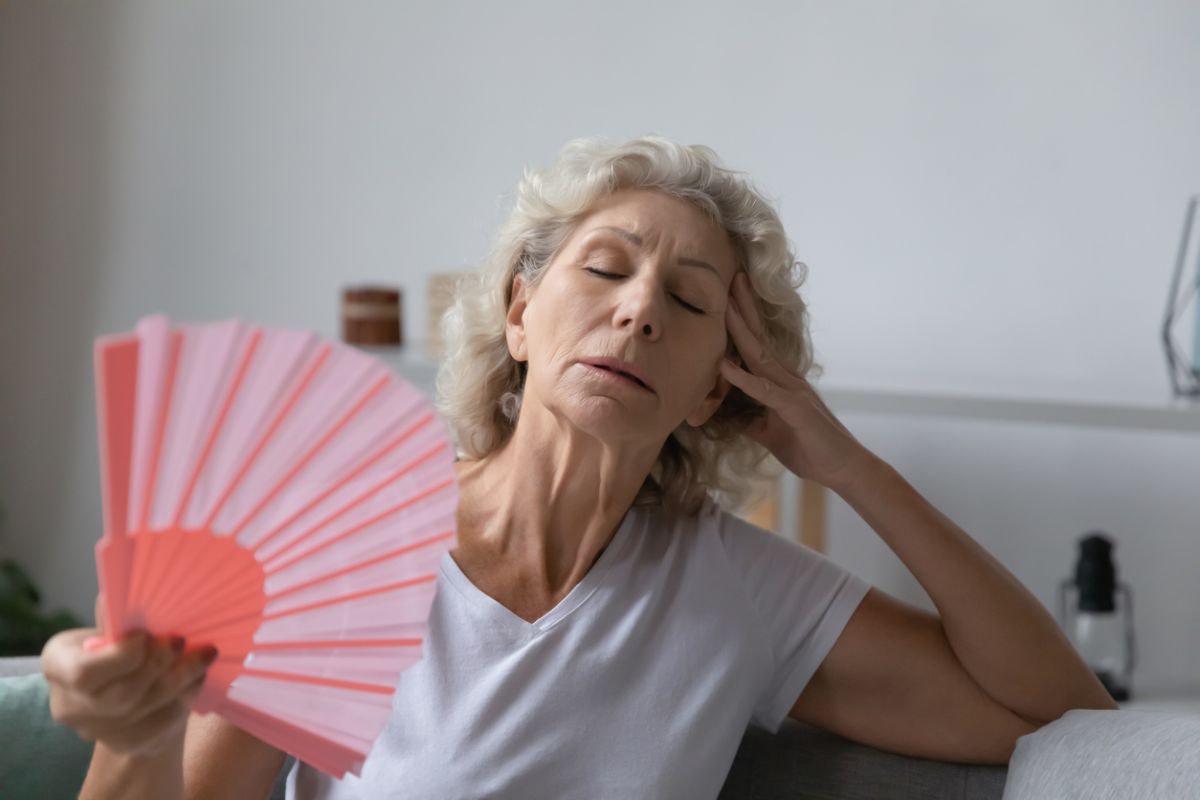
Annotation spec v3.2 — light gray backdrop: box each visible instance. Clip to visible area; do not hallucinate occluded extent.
[2,0,1197,694]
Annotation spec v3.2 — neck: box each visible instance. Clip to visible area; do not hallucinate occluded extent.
[454,401,664,596]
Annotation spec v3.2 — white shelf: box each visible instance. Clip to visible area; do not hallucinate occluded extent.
[1119,688,1200,716]
[820,385,1200,435]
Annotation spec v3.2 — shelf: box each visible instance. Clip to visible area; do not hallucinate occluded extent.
[1119,688,1200,716]
[820,385,1200,435]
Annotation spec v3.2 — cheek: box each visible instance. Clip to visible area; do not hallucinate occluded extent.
[671,333,724,393]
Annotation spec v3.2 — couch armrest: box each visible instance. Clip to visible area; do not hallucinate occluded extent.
[718,719,1007,800]
[0,656,42,678]
[1003,709,1200,798]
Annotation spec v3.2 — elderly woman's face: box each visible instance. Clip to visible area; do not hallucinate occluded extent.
[506,187,740,445]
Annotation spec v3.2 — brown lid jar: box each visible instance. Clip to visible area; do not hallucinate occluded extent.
[341,286,403,347]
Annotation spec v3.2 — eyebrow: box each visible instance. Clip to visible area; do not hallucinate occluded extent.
[587,226,724,280]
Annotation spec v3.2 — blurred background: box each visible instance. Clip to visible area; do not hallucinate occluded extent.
[1,1,1197,696]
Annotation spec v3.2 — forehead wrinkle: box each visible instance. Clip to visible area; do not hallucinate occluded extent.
[583,226,727,282]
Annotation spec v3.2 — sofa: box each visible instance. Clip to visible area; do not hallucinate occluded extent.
[3,654,1197,799]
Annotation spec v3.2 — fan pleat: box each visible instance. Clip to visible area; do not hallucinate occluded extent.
[200,344,334,532]
[227,374,391,538]
[257,436,449,567]
[173,327,265,528]
[93,314,458,778]
[266,530,452,605]
[206,694,370,778]
[250,408,434,555]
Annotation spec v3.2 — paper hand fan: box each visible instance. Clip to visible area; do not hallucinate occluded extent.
[91,314,459,779]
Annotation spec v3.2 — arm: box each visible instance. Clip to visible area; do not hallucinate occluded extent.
[789,586,1042,764]
[182,712,288,799]
[81,737,185,800]
[829,453,1117,724]
[718,268,1115,757]
[80,712,286,800]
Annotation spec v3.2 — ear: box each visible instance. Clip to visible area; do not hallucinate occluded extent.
[684,365,733,427]
[505,272,531,363]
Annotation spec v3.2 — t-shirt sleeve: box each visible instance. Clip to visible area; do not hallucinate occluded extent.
[708,497,871,734]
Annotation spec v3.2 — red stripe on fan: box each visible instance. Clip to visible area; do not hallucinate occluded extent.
[227,372,392,539]
[238,667,397,695]
[171,329,265,527]
[261,441,449,570]
[265,473,454,575]
[252,412,435,555]
[261,573,436,622]
[136,331,183,532]
[266,529,454,594]
[199,343,334,532]
[242,637,422,651]
[128,333,185,618]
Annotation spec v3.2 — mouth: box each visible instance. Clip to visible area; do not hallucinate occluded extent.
[579,359,655,393]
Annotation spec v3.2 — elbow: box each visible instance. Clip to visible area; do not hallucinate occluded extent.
[1075,694,1120,712]
[1066,675,1121,714]
[1036,686,1121,726]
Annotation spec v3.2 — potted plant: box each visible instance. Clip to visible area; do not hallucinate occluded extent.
[0,500,84,656]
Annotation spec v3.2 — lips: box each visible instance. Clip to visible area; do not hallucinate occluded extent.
[580,357,655,393]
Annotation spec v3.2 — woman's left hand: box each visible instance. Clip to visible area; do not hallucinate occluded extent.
[719,271,877,494]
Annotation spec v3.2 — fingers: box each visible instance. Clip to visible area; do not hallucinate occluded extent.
[44,625,219,756]
[730,271,768,341]
[88,636,184,717]
[725,272,790,383]
[719,357,780,407]
[79,693,194,755]
[127,643,216,724]
[43,628,152,696]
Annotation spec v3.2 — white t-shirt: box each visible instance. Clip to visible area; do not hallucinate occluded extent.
[286,493,870,800]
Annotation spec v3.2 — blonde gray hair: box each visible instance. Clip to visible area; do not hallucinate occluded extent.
[434,135,823,517]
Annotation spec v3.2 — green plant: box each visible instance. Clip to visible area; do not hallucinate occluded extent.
[0,496,84,655]
[0,559,85,656]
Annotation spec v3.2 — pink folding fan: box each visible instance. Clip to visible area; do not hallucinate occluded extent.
[90,314,459,778]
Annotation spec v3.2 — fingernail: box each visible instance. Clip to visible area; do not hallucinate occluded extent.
[200,647,219,665]
[83,635,107,653]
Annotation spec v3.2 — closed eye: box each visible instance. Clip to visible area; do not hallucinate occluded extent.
[585,267,706,315]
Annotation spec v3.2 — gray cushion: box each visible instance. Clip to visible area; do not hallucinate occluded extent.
[719,720,1007,800]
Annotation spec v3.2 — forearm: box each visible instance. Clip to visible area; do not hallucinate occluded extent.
[833,454,1117,724]
[80,738,183,800]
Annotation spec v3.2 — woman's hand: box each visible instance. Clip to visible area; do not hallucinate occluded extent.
[719,270,878,493]
[41,593,218,757]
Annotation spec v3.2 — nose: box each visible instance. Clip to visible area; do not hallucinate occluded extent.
[615,276,664,340]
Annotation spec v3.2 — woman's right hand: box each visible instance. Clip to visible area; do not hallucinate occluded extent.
[41,594,219,757]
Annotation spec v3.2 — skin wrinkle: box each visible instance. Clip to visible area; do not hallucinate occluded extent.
[587,225,726,280]
[449,188,743,624]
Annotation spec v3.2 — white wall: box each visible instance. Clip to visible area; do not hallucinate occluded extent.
[2,1,1197,694]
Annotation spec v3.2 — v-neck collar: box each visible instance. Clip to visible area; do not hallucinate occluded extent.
[438,505,640,637]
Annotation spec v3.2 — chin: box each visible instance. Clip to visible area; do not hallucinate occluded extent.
[551,395,660,445]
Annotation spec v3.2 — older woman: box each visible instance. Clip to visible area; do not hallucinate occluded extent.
[47,135,1116,800]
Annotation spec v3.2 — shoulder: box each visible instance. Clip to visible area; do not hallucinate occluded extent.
[688,493,825,569]
[638,494,830,593]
